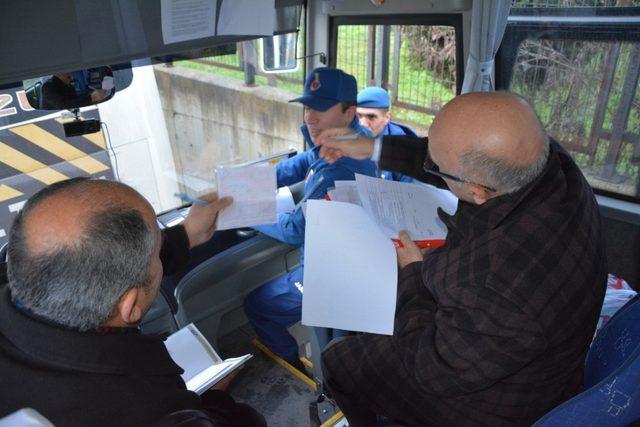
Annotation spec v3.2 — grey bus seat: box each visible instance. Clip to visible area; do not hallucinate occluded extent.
[174,234,300,347]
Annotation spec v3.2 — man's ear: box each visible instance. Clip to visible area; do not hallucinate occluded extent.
[344,105,357,124]
[117,288,143,325]
[385,110,392,122]
[468,184,493,205]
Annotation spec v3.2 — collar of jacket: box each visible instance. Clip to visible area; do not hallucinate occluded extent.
[300,116,369,149]
[438,142,562,238]
[0,286,182,376]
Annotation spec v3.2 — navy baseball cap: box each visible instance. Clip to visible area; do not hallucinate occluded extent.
[289,67,357,112]
[357,86,390,109]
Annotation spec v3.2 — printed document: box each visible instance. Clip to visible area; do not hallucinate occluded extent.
[302,200,397,335]
[356,174,458,241]
[217,163,277,230]
[164,324,252,394]
[327,180,362,206]
[161,0,216,44]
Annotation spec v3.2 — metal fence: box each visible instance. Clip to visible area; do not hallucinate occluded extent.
[336,25,457,122]
[511,38,640,195]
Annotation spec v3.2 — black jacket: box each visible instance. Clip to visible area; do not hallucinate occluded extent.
[0,226,203,426]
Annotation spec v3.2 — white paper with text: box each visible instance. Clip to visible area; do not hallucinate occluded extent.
[217,164,277,230]
[161,0,216,44]
[355,174,458,240]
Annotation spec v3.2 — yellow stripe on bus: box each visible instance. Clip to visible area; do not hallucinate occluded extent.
[10,124,109,174]
[81,130,107,149]
[0,142,68,184]
[54,118,107,149]
[251,338,317,390]
[0,185,23,202]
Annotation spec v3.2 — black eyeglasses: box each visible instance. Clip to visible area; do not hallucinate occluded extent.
[423,152,497,193]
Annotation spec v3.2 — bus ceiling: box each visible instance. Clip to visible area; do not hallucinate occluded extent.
[0,0,304,87]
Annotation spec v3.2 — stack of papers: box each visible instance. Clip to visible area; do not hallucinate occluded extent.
[327,174,458,247]
[164,324,252,394]
[302,175,458,335]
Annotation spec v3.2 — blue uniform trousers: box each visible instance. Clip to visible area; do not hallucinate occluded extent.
[244,267,303,362]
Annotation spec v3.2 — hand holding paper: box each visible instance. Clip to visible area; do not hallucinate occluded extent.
[216,163,277,230]
[396,230,424,268]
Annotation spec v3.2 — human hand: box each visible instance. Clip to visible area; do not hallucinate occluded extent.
[315,127,375,163]
[182,192,233,248]
[396,231,423,269]
[211,365,243,391]
[90,89,108,102]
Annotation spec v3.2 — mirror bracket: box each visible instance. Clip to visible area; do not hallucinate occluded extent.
[296,52,327,65]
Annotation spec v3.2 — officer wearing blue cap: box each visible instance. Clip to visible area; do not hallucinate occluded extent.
[357,87,417,182]
[245,67,376,371]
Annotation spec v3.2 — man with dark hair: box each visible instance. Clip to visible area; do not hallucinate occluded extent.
[0,178,265,427]
[40,73,108,110]
[245,67,376,371]
[315,92,607,426]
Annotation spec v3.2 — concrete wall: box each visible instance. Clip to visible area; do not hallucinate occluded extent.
[154,66,304,192]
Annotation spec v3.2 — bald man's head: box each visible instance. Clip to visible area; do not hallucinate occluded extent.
[22,178,155,256]
[7,178,158,331]
[428,92,549,201]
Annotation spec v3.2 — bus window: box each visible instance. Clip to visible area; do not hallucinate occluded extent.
[331,15,463,135]
[498,4,640,201]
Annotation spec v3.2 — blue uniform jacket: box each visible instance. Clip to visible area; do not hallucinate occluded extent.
[380,121,417,183]
[254,118,377,252]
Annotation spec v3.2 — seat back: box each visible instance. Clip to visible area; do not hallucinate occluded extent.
[534,295,640,426]
[174,234,300,347]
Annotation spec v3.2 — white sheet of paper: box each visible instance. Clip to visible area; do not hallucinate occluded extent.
[355,174,458,240]
[164,324,222,386]
[217,0,275,36]
[217,164,277,230]
[161,0,217,44]
[276,186,295,214]
[302,200,397,335]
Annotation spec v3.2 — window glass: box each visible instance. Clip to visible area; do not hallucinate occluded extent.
[336,24,457,135]
[149,15,306,211]
[503,24,640,198]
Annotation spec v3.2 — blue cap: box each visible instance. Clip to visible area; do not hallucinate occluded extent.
[289,67,357,112]
[357,87,390,109]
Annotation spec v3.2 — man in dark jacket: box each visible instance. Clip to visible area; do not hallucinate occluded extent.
[315,92,607,426]
[0,178,265,427]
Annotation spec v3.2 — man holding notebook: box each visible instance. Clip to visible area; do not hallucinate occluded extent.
[0,178,265,427]
[314,92,607,426]
[246,67,377,371]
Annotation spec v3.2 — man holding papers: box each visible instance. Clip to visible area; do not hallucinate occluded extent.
[315,92,607,426]
[0,178,266,427]
[246,67,377,371]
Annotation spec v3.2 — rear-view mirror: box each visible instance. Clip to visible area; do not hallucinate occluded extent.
[261,33,299,73]
[22,65,132,111]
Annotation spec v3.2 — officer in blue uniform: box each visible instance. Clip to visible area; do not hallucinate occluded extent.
[245,68,376,371]
[357,87,417,182]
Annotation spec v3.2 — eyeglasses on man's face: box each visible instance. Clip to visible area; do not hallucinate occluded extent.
[422,151,497,193]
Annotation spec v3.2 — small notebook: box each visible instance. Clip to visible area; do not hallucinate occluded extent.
[164,323,252,394]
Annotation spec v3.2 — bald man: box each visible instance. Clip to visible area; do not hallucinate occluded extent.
[0,178,266,427]
[315,92,607,426]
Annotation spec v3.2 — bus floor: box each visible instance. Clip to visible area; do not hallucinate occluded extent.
[217,323,345,427]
